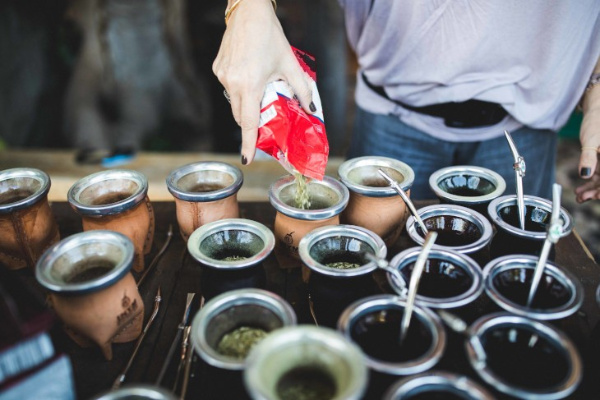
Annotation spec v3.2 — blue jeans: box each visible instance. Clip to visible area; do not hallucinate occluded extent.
[348,107,557,200]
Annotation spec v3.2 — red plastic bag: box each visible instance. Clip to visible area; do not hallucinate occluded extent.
[256,47,328,181]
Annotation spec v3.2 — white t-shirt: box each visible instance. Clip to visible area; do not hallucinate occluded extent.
[339,0,600,141]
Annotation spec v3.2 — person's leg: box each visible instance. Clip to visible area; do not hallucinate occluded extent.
[461,127,557,199]
[348,107,456,199]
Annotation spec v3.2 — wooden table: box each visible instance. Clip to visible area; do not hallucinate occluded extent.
[31,201,600,399]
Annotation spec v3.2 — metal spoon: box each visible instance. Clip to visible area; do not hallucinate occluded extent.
[504,130,526,230]
[112,287,162,390]
[399,231,437,345]
[377,168,429,234]
[138,224,173,287]
[526,183,563,307]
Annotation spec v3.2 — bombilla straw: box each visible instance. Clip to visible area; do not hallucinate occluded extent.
[112,287,162,390]
[526,183,563,307]
[504,130,526,230]
[378,168,428,234]
[399,231,437,345]
[364,252,408,298]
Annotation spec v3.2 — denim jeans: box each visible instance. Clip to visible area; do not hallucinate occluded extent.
[348,107,557,200]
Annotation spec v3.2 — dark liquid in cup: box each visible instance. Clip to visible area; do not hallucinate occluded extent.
[484,327,569,389]
[189,183,226,192]
[90,192,132,205]
[498,205,549,232]
[439,175,495,198]
[66,260,114,283]
[402,260,472,298]
[417,216,481,247]
[276,366,337,400]
[360,178,390,188]
[493,268,570,309]
[409,391,466,400]
[0,189,35,205]
[351,309,433,362]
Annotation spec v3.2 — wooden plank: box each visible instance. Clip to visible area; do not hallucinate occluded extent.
[0,149,345,202]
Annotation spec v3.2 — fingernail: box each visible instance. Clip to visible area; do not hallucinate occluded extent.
[580,167,591,177]
[241,155,248,165]
[309,102,316,112]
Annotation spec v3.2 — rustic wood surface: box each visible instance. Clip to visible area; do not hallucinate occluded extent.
[0,149,345,202]
[12,201,600,399]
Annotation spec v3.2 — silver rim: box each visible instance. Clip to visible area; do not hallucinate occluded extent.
[166,161,243,202]
[298,224,387,277]
[0,168,50,214]
[338,156,415,197]
[388,247,483,309]
[466,313,582,399]
[191,289,297,370]
[92,385,176,400]
[429,165,506,204]
[487,195,573,240]
[268,175,349,220]
[383,371,495,400]
[35,230,134,294]
[406,204,493,254]
[244,326,368,400]
[337,294,446,375]
[187,218,275,269]
[483,255,583,320]
[68,170,148,216]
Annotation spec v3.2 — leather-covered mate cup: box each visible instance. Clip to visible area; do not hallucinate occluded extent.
[36,230,144,360]
[0,168,60,270]
[68,170,154,272]
[166,161,243,241]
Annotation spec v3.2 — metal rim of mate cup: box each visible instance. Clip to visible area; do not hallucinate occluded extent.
[337,294,446,375]
[487,194,573,241]
[337,156,415,197]
[190,288,297,370]
[244,325,368,400]
[298,224,387,278]
[482,255,583,320]
[268,175,350,220]
[67,169,148,216]
[388,247,484,309]
[92,384,176,400]
[0,168,51,214]
[187,218,275,269]
[406,204,493,255]
[166,161,243,202]
[465,312,582,399]
[383,371,495,400]
[35,230,134,294]
[428,165,506,206]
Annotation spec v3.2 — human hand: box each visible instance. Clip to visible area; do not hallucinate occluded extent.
[213,0,315,165]
[575,81,600,203]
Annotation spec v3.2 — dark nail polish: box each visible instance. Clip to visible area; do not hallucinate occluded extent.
[241,155,248,165]
[309,102,316,112]
[581,167,591,177]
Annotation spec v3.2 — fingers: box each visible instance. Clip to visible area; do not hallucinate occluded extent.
[238,93,262,165]
[285,64,315,114]
[578,145,599,178]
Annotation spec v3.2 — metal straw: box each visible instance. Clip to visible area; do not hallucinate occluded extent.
[399,231,437,344]
[437,310,487,366]
[504,130,526,230]
[378,168,429,234]
[526,183,563,307]
[179,296,205,400]
[112,287,162,390]
[155,292,196,385]
[138,225,173,287]
[364,252,408,298]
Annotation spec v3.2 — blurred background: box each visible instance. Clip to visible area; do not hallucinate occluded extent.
[0,0,597,260]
